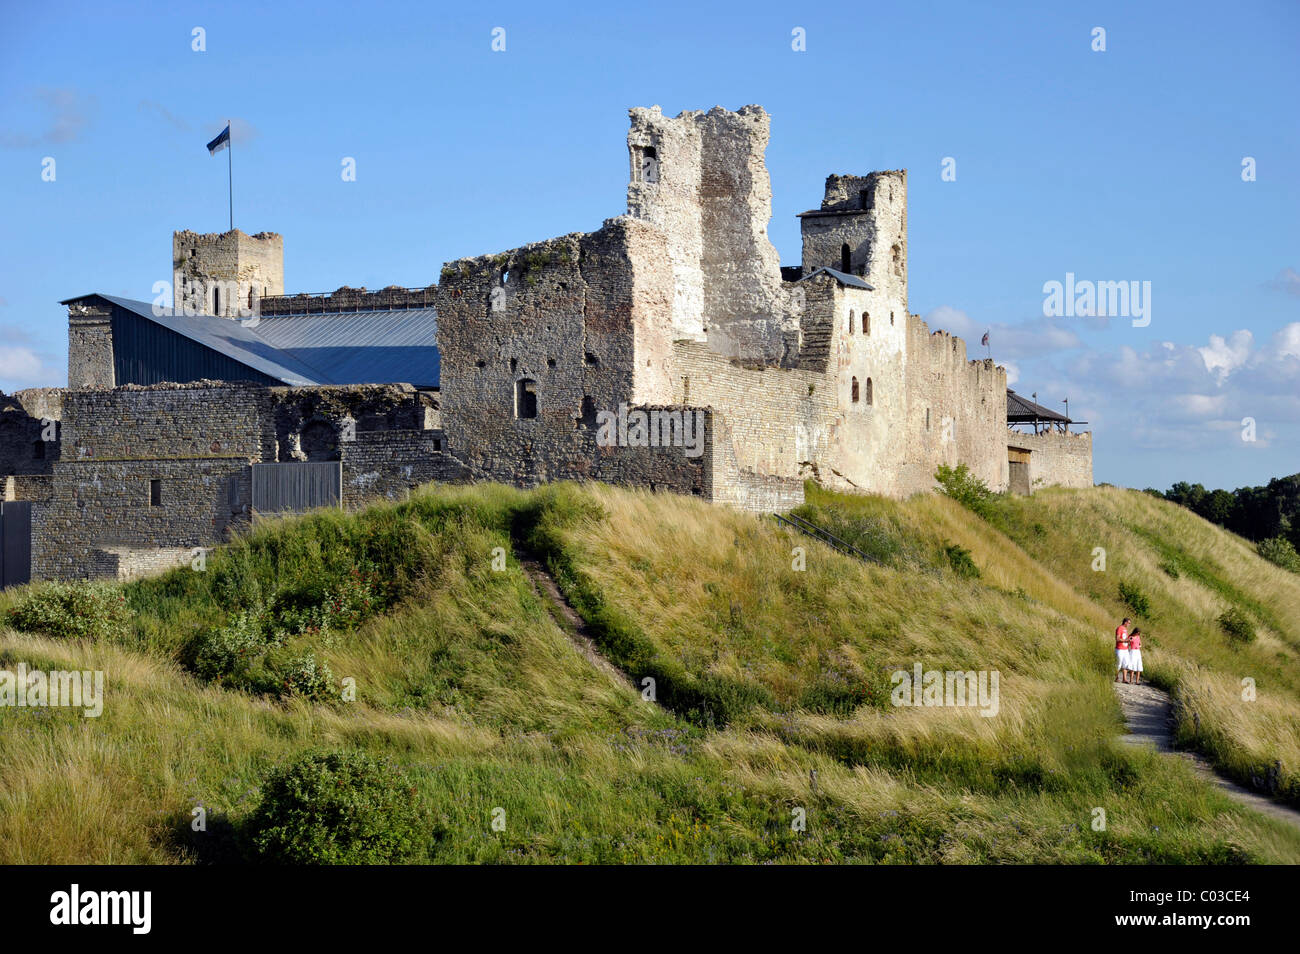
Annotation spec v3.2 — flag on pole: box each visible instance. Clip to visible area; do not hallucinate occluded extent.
[981,331,990,347]
[206,124,231,155]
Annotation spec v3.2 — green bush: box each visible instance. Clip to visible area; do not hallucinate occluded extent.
[934,464,994,518]
[1218,607,1256,646]
[1118,581,1151,618]
[943,543,981,579]
[1257,536,1300,573]
[242,752,424,864]
[4,581,129,641]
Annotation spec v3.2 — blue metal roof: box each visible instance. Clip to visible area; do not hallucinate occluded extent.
[65,294,439,387]
[799,267,875,291]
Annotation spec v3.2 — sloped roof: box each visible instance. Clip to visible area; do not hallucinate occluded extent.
[61,293,439,387]
[798,267,874,291]
[1007,389,1068,422]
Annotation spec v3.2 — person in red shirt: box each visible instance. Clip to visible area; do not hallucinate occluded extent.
[1115,618,1132,683]
[1128,628,1143,684]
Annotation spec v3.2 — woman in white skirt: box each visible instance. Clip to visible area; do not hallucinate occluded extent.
[1128,628,1144,685]
[1115,618,1132,683]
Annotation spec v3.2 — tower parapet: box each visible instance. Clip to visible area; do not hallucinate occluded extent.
[172,229,283,318]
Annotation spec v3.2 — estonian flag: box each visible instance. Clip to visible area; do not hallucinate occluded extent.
[206,124,231,155]
[981,331,990,347]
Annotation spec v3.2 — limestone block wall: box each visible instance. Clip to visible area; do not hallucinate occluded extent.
[60,382,275,462]
[32,457,251,580]
[899,315,1009,494]
[1,391,60,481]
[173,229,284,317]
[340,431,466,508]
[1010,429,1094,490]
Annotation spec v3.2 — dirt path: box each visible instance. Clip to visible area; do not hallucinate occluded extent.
[516,552,637,693]
[1114,680,1300,831]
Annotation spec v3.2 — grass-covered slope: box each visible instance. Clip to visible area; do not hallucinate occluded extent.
[1,481,1297,864]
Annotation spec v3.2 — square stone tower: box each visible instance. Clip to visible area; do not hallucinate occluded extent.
[799,171,908,314]
[172,229,284,318]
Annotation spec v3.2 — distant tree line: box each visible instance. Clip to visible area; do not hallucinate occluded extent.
[1145,473,1300,571]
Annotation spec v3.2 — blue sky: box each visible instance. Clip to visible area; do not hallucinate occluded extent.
[1,0,1296,491]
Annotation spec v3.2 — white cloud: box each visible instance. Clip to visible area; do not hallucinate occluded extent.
[1198,329,1253,381]
[0,346,50,386]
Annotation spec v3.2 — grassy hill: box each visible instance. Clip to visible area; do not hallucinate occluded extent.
[1,480,1298,864]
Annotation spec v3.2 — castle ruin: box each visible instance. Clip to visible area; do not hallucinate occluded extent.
[0,104,1092,584]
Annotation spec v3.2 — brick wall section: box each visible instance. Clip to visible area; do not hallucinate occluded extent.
[1009,429,1094,490]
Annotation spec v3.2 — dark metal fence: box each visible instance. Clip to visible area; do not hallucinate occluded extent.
[0,501,32,589]
[251,462,342,515]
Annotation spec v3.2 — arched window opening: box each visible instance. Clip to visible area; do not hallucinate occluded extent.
[866,377,874,406]
[864,311,870,335]
[212,285,221,315]
[851,377,860,404]
[515,379,538,419]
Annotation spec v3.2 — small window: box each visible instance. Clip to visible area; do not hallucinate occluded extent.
[848,310,854,334]
[926,408,931,430]
[859,189,869,209]
[890,311,895,325]
[840,243,851,273]
[212,286,221,314]
[864,312,870,336]
[515,379,538,419]
[851,377,860,403]
[149,479,162,507]
[501,269,510,285]
[866,378,874,406]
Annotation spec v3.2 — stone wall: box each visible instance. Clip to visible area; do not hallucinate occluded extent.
[67,300,115,388]
[800,172,909,314]
[32,457,251,580]
[341,431,465,508]
[1009,429,1094,490]
[1,390,60,482]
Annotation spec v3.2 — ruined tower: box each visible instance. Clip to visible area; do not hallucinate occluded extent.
[626,105,790,361]
[799,171,908,314]
[172,229,284,318]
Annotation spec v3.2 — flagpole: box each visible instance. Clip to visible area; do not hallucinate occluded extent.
[227,119,233,232]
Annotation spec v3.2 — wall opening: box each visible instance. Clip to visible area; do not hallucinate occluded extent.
[149,479,162,507]
[840,244,851,273]
[515,379,538,419]
[864,311,870,335]
[866,377,874,406]
[848,310,854,334]
[579,395,597,429]
[212,285,221,315]
[851,377,860,403]
[859,189,870,209]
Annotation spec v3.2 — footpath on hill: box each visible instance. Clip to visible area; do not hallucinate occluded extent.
[1114,681,1300,831]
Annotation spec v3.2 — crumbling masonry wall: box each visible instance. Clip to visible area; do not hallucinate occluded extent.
[173,229,284,317]
[1010,429,1094,490]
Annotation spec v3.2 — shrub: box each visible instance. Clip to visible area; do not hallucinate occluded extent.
[943,543,981,579]
[1118,581,1151,618]
[267,649,335,699]
[1257,536,1300,573]
[4,581,129,641]
[1158,560,1181,579]
[1218,607,1256,646]
[242,751,424,864]
[934,464,994,518]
